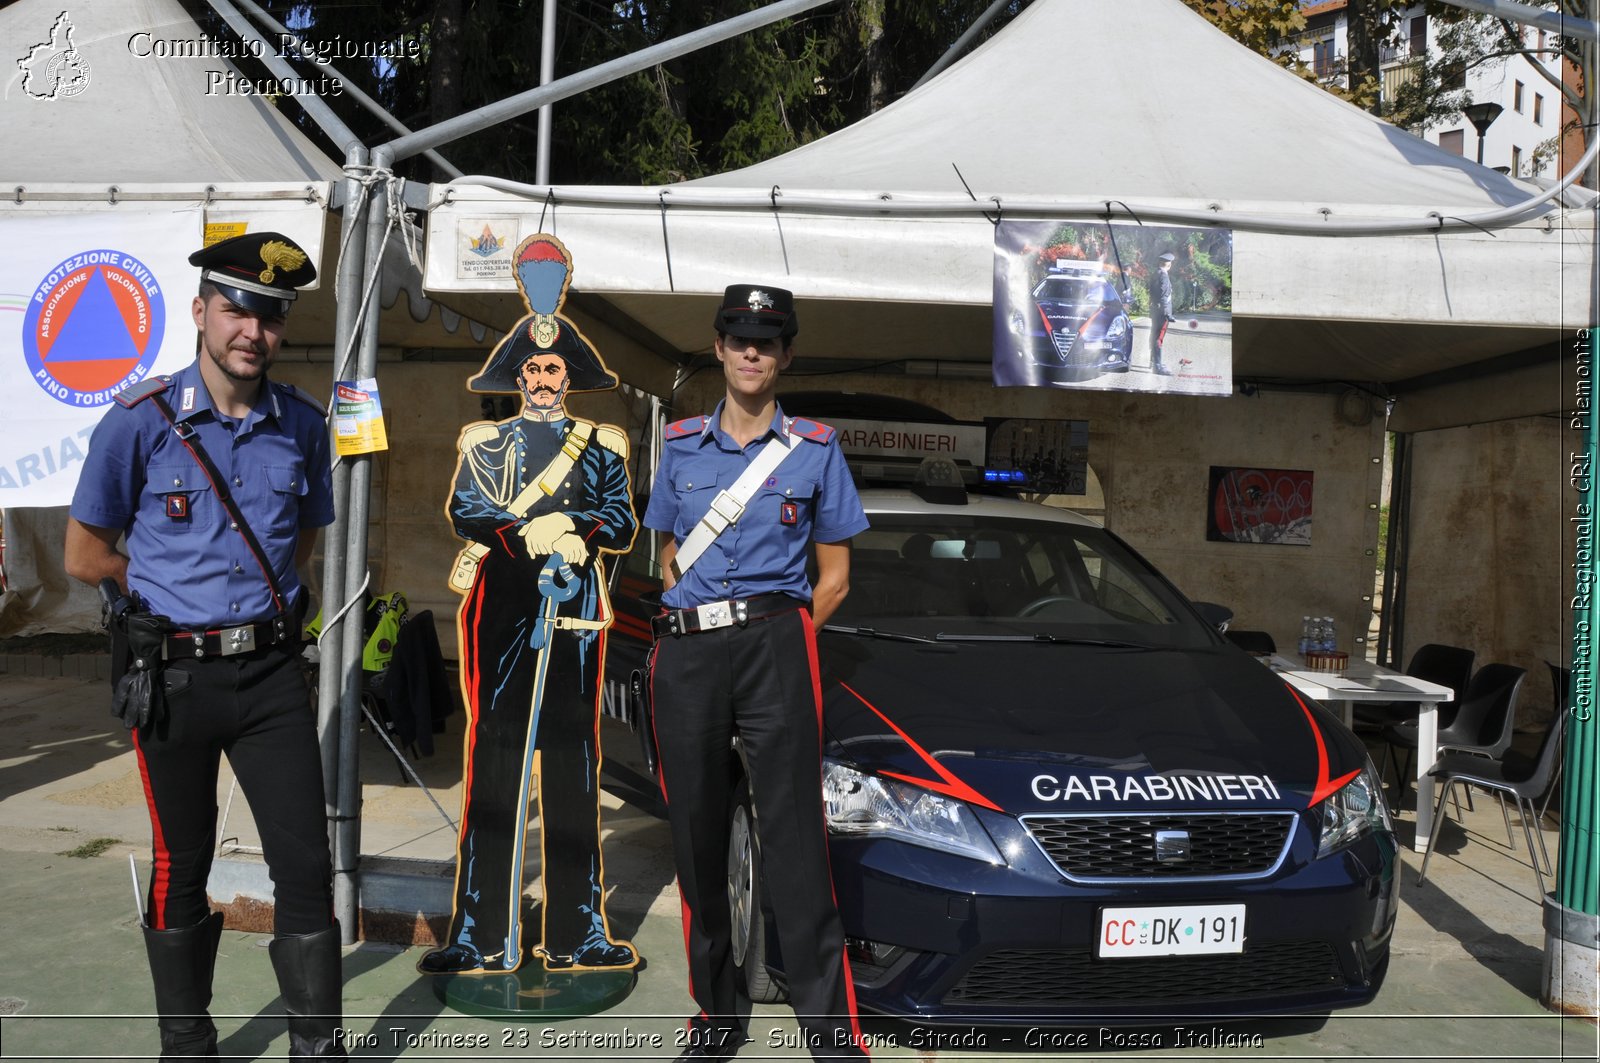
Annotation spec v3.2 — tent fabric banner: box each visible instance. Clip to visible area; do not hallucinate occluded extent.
[992,220,1234,397]
[0,208,201,508]
[0,202,327,509]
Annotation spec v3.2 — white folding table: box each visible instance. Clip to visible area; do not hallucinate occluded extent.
[1264,656,1455,854]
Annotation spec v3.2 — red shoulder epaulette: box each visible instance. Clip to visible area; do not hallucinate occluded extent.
[113,376,171,408]
[664,415,708,440]
[787,417,835,444]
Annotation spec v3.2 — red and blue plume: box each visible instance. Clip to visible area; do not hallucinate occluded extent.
[513,236,571,316]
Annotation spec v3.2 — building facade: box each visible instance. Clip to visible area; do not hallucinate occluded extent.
[1287,1,1568,179]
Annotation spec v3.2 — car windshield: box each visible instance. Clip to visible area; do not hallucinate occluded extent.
[1035,276,1115,305]
[830,513,1215,649]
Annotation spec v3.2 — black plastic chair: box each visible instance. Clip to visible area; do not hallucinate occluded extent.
[1541,661,1570,820]
[1224,629,1276,656]
[1380,662,1525,813]
[1418,710,1567,896]
[1353,643,1475,732]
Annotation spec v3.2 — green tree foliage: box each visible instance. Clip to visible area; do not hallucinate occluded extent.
[1179,0,1308,61]
[1180,0,1416,112]
[221,0,1025,185]
[1010,223,1231,316]
[1385,0,1583,155]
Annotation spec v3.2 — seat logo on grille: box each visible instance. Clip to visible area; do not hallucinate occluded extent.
[1154,829,1191,863]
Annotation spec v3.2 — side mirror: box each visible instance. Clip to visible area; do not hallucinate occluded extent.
[1192,601,1234,633]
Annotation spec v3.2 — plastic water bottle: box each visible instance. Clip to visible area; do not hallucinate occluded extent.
[1297,616,1312,656]
[1320,617,1337,653]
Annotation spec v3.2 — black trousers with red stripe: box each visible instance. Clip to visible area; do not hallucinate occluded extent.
[1149,314,1172,366]
[446,558,616,969]
[651,607,867,1058]
[134,643,332,934]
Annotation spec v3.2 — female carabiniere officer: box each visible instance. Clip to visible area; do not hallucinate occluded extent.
[644,286,870,1061]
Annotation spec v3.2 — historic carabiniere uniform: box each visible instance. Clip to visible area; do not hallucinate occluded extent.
[441,410,637,970]
[644,400,870,1057]
[422,232,641,977]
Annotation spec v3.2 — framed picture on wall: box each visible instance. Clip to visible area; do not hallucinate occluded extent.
[1207,466,1313,546]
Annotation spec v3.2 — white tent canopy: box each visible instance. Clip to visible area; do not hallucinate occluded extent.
[1,0,494,353]
[425,0,1590,416]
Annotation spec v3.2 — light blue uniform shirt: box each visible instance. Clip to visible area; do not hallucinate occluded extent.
[644,401,869,610]
[70,361,334,628]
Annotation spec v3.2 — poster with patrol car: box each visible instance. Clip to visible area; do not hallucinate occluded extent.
[993,221,1233,397]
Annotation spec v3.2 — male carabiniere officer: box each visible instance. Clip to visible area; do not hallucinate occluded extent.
[1149,250,1175,377]
[645,286,871,1060]
[65,232,344,1059]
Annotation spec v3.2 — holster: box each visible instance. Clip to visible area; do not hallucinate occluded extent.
[448,543,489,593]
[628,650,659,775]
[100,580,172,731]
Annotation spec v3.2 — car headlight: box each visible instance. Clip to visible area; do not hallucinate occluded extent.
[1316,763,1393,858]
[822,759,1003,864]
[1104,315,1129,340]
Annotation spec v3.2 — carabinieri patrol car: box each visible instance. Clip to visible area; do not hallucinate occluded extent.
[605,466,1398,1025]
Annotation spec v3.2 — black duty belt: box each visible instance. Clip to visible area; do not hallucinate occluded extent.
[163,618,291,660]
[651,593,803,638]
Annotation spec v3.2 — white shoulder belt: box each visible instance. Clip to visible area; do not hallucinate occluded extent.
[671,427,802,580]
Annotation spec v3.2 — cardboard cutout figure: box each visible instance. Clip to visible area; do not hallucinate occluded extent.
[420,235,639,977]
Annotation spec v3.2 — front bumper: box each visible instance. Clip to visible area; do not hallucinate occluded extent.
[829,814,1399,1024]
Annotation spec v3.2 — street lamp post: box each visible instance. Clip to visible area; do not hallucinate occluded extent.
[1462,100,1504,166]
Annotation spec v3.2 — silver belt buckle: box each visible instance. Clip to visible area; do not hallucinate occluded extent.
[220,624,256,656]
[695,600,734,631]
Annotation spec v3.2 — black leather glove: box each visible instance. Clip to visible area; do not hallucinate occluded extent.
[109,608,169,731]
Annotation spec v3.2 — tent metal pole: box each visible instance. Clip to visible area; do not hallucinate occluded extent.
[201,0,364,154]
[1433,0,1598,39]
[910,0,1015,93]
[331,149,394,941]
[1544,7,1600,1017]
[536,0,556,185]
[318,150,369,933]
[230,0,462,178]
[382,0,835,162]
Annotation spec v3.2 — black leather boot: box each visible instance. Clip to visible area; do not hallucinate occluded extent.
[267,924,348,1060]
[143,911,224,1060]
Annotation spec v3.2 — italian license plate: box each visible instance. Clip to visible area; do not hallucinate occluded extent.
[1097,904,1246,958]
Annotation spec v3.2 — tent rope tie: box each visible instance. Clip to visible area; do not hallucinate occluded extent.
[329,167,402,389]
[537,189,555,231]
[1436,215,1498,238]
[658,191,675,292]
[386,174,424,273]
[317,569,372,650]
[950,164,999,226]
[1104,200,1143,227]
[769,186,794,275]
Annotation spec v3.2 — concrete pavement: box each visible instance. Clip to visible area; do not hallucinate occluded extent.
[0,669,1596,1061]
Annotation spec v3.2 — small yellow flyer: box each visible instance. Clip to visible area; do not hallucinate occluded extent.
[333,378,388,456]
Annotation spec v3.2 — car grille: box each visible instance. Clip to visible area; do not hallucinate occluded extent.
[943,941,1343,1007]
[1021,812,1295,880]
[1049,326,1081,356]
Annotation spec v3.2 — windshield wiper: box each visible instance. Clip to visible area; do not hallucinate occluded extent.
[821,624,939,644]
[934,632,1155,649]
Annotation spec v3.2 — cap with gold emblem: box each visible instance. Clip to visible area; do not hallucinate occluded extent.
[188,232,317,316]
[714,284,797,341]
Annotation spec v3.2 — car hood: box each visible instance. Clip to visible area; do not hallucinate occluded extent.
[818,635,1369,815]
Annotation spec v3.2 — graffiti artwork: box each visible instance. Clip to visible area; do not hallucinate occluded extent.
[1206,466,1313,546]
[420,235,640,988]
